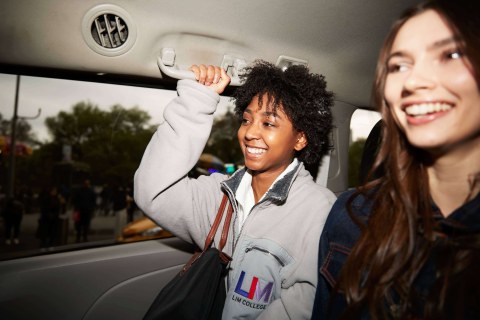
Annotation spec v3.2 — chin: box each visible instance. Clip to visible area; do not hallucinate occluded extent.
[244,162,265,173]
[408,139,448,154]
[244,163,260,172]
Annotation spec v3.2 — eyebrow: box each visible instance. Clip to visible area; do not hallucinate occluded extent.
[428,36,460,50]
[264,111,283,120]
[386,36,460,62]
[244,108,284,120]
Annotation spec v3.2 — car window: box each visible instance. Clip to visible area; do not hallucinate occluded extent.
[348,109,382,187]
[0,73,234,260]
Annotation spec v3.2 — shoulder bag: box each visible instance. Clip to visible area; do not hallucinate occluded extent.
[143,194,233,320]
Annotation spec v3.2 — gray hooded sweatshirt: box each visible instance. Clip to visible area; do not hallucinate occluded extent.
[134,79,336,319]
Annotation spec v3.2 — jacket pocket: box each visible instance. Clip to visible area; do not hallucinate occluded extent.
[229,238,293,305]
[245,246,286,267]
[320,242,351,288]
[224,238,294,318]
[232,245,285,305]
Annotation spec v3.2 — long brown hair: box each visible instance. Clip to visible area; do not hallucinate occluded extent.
[337,0,480,318]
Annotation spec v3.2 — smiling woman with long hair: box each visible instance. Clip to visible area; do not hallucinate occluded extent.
[312,0,480,319]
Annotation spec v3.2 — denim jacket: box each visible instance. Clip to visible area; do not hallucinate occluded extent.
[311,189,480,319]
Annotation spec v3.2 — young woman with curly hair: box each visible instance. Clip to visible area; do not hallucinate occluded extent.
[312,0,480,319]
[135,60,336,319]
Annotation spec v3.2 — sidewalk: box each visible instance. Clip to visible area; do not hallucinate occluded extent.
[0,210,118,260]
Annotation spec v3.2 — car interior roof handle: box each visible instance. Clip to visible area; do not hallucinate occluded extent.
[157,48,245,86]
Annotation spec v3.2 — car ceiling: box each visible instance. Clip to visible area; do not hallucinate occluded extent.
[0,0,419,108]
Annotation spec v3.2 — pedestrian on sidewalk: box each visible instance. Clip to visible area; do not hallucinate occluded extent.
[38,186,64,248]
[3,195,25,245]
[73,179,96,242]
[112,183,128,239]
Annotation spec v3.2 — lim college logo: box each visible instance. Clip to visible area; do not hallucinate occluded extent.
[232,271,274,310]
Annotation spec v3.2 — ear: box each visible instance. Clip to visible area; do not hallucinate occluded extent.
[294,132,307,151]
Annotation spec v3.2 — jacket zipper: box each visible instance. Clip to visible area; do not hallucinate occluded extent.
[245,246,285,267]
[233,198,268,249]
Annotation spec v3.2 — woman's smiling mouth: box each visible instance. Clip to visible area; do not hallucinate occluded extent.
[404,102,453,116]
[402,101,454,125]
[246,146,266,155]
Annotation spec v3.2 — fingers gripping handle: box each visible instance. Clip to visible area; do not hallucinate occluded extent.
[157,48,245,86]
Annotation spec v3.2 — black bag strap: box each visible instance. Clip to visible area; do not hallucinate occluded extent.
[203,193,233,252]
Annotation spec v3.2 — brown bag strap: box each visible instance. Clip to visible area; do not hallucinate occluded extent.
[203,193,233,252]
[218,199,233,252]
[181,194,233,274]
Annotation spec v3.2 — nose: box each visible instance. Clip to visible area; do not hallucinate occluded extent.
[402,61,436,96]
[244,122,260,140]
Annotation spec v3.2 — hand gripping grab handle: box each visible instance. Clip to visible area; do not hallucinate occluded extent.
[157,48,245,86]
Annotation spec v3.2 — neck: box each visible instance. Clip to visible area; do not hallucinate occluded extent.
[250,170,279,203]
[427,137,480,216]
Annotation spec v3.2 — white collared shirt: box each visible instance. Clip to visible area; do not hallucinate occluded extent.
[234,158,299,228]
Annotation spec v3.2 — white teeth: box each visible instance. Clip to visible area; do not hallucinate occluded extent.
[246,147,266,154]
[405,103,452,116]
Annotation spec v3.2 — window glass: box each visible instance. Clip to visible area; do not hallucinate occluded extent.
[350,109,381,142]
[0,73,235,260]
[348,109,381,187]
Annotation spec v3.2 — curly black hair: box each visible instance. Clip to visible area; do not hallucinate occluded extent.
[233,60,334,165]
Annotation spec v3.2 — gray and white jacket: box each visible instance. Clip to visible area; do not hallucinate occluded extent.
[134,79,336,319]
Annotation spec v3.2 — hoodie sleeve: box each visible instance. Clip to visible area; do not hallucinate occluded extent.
[133,79,227,246]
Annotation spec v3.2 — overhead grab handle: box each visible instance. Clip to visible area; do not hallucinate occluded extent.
[157,48,245,86]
